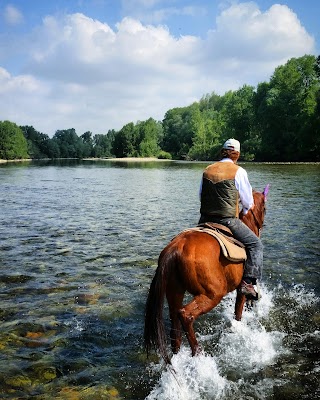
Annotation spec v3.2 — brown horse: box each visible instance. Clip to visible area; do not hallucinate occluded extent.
[144,185,269,364]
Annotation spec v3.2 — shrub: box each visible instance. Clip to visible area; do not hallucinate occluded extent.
[157,150,172,159]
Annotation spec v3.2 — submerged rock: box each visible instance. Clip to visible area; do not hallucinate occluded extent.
[74,293,100,306]
[32,365,57,382]
[6,375,32,388]
[57,385,121,400]
[79,385,121,399]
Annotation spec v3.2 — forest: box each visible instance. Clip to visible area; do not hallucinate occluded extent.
[1,55,319,162]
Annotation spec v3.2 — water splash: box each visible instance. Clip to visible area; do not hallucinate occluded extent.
[145,286,286,400]
[146,349,228,400]
[66,317,85,333]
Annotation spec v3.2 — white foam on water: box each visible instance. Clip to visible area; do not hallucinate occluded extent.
[65,316,85,333]
[214,317,283,372]
[145,285,287,400]
[214,285,285,371]
[146,348,229,400]
[280,283,318,307]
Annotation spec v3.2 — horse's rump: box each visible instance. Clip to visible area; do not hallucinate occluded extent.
[166,230,244,295]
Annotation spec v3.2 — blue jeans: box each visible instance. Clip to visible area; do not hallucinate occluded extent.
[199,215,263,280]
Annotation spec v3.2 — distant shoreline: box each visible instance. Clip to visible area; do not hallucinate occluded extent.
[84,157,170,162]
[84,158,320,165]
[0,158,32,163]
[0,157,165,163]
[1,157,319,164]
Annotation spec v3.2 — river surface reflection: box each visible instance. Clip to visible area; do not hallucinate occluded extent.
[0,160,319,399]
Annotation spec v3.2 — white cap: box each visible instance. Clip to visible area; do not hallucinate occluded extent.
[222,138,240,152]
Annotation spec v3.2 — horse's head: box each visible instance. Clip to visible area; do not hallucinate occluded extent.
[240,184,270,237]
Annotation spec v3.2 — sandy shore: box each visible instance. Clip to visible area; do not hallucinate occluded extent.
[0,158,32,163]
[0,157,170,163]
[83,157,172,162]
[2,157,319,164]
[100,157,169,162]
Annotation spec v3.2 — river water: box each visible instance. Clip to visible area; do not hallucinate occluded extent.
[0,160,319,399]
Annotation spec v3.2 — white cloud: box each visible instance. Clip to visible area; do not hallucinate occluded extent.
[202,3,315,86]
[4,4,23,25]
[0,2,316,136]
[0,67,50,129]
[211,3,313,58]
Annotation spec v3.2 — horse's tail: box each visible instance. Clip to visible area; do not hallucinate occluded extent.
[144,247,176,364]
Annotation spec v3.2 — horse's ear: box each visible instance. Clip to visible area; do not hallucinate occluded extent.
[263,184,270,200]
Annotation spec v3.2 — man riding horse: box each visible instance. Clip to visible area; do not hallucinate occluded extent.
[144,139,268,361]
[199,138,263,300]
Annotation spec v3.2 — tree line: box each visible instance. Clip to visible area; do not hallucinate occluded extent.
[1,55,319,162]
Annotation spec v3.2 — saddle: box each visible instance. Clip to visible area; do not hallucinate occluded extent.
[185,222,247,262]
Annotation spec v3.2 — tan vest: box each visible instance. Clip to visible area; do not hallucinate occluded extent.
[200,161,240,218]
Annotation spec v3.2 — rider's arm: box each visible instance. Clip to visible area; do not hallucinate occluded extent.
[235,167,254,214]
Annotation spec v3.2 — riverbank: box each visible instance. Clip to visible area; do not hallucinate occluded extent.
[0,158,32,163]
[1,157,319,164]
[0,157,166,163]
[86,157,174,162]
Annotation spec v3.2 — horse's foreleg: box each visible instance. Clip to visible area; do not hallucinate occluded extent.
[178,307,199,356]
[178,294,223,356]
[235,289,246,321]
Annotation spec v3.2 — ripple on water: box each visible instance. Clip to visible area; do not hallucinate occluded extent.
[1,162,319,399]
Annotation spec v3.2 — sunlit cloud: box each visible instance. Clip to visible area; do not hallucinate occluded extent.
[4,4,23,25]
[0,2,316,136]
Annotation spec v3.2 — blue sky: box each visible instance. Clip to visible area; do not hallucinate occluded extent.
[0,0,319,137]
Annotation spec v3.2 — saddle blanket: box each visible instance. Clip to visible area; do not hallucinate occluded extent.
[182,223,247,262]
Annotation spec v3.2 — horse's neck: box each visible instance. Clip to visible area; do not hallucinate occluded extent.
[240,195,264,236]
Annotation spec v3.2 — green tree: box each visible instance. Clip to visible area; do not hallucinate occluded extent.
[136,118,163,157]
[46,138,60,158]
[256,55,319,161]
[199,92,224,113]
[112,123,136,157]
[308,66,320,161]
[80,131,94,158]
[162,105,196,159]
[296,55,320,160]
[0,121,29,160]
[220,85,258,160]
[93,130,115,157]
[21,125,52,159]
[187,106,221,160]
[53,129,84,158]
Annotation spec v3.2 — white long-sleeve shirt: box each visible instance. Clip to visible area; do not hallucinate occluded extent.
[200,158,254,215]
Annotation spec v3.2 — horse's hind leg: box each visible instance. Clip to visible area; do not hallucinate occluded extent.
[178,294,223,356]
[167,291,184,354]
[235,289,246,321]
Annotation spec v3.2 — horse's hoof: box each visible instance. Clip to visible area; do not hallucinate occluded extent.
[192,345,202,357]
